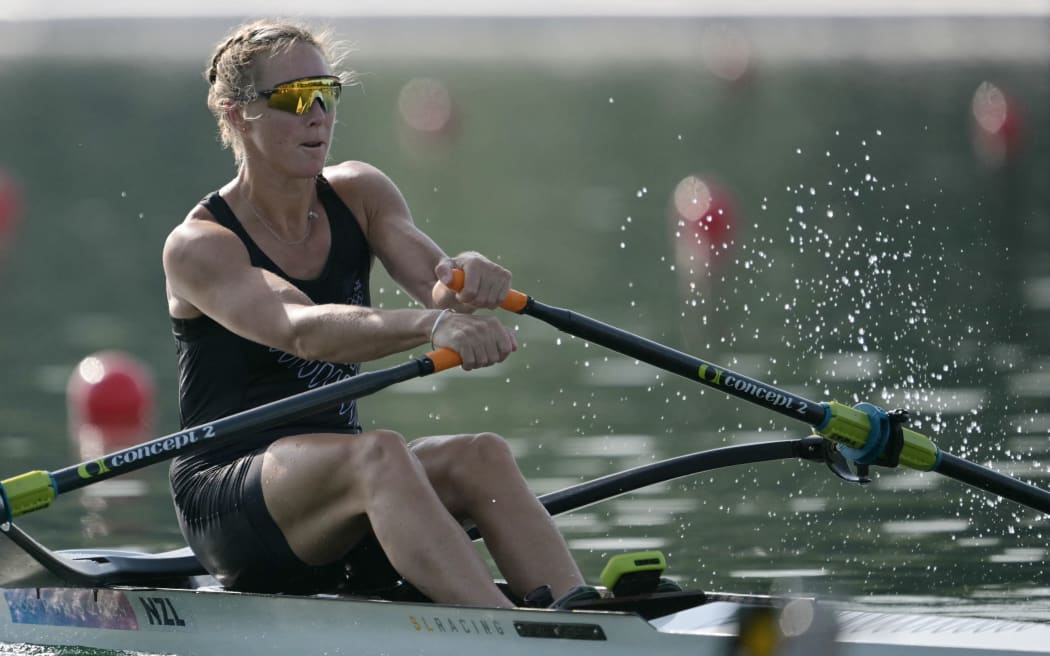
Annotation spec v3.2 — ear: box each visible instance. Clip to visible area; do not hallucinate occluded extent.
[222,101,248,134]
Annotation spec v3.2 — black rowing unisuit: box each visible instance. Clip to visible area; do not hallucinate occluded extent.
[169,175,371,482]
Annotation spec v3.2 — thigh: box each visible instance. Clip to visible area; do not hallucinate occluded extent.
[260,430,408,565]
[173,450,346,593]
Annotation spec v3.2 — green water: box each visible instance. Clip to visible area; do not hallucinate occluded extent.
[1,15,1049,654]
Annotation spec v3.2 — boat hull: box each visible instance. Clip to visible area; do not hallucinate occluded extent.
[0,585,706,656]
[3,585,1050,655]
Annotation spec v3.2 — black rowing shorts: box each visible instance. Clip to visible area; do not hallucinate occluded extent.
[171,448,398,594]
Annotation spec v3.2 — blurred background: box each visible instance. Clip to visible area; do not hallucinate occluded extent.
[1,0,1048,621]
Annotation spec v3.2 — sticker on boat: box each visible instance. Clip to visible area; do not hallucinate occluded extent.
[3,588,139,630]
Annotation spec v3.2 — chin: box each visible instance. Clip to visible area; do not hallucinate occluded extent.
[293,154,328,177]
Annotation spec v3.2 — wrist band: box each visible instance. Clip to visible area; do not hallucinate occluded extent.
[430,308,454,348]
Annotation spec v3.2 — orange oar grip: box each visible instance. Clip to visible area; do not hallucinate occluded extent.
[426,348,462,373]
[501,290,529,313]
[447,269,529,313]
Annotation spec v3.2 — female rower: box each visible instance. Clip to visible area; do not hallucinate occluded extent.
[162,18,594,609]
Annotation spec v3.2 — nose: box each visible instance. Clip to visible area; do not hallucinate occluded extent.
[303,97,327,129]
[310,91,327,113]
[301,90,333,115]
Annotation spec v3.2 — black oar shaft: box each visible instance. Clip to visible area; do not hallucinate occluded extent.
[523,299,828,426]
[538,438,821,517]
[49,358,430,494]
[465,438,824,541]
[935,453,1050,514]
[510,291,1050,514]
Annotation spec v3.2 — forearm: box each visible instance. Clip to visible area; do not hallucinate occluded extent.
[287,304,439,364]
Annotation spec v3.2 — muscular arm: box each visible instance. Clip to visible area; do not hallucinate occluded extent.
[163,212,437,365]
[326,162,511,311]
[163,182,515,370]
[323,162,516,366]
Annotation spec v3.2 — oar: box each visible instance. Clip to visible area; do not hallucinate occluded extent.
[449,271,1050,514]
[464,437,826,541]
[0,349,463,522]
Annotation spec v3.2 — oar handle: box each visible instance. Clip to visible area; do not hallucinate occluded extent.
[426,348,462,372]
[448,270,530,313]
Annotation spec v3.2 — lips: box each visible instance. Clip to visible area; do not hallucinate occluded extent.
[302,141,325,148]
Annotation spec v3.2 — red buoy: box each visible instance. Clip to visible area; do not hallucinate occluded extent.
[0,169,24,263]
[670,175,740,301]
[672,175,738,259]
[971,81,1025,168]
[67,351,155,454]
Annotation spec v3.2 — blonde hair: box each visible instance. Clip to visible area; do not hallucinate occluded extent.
[204,19,352,163]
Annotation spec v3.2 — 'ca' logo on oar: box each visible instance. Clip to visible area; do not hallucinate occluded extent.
[76,459,111,480]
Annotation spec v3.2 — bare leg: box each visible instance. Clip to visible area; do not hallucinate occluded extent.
[411,432,586,599]
[260,430,513,608]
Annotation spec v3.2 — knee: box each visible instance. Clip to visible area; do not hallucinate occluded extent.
[469,432,515,463]
[455,432,518,478]
[421,433,522,514]
[344,430,416,486]
[356,429,410,461]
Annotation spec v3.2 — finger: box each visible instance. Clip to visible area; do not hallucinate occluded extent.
[447,315,476,370]
[484,318,515,364]
[474,267,509,308]
[482,327,502,366]
[434,257,456,285]
[449,258,473,304]
[476,275,500,309]
[479,264,508,307]
[462,339,482,371]
[484,317,510,359]
[495,277,512,309]
[502,324,518,355]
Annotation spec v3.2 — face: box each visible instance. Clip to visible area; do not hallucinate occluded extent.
[237,42,338,177]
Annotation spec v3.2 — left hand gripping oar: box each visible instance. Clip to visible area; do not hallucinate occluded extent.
[0,349,463,522]
[448,271,1050,514]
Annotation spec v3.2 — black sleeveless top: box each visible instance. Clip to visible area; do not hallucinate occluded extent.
[169,176,371,480]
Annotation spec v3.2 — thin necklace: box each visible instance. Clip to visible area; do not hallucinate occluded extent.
[243,194,318,246]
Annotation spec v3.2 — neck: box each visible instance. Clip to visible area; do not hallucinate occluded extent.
[236,165,317,209]
[234,171,319,245]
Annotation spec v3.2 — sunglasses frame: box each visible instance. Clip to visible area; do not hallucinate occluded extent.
[256,75,343,115]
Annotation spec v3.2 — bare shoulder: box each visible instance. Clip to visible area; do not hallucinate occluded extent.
[324,160,390,186]
[162,205,247,277]
[322,161,410,239]
[323,160,404,202]
[325,163,441,300]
